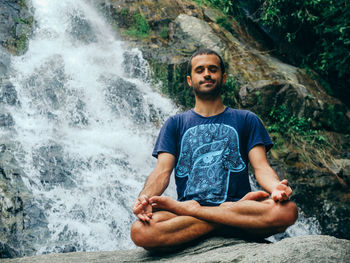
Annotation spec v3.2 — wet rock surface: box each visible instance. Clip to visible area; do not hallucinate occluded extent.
[2,235,350,263]
[0,0,33,55]
[0,142,49,258]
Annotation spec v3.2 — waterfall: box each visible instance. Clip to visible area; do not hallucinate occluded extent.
[7,0,177,254]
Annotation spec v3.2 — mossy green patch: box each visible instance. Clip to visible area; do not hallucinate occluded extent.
[149,61,194,109]
[124,13,150,39]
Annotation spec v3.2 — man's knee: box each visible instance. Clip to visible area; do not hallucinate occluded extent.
[270,200,298,228]
[130,212,175,248]
[284,201,298,226]
[130,220,148,247]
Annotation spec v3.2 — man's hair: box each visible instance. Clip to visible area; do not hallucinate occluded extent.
[187,49,225,77]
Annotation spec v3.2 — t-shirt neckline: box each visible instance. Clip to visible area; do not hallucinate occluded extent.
[190,107,228,118]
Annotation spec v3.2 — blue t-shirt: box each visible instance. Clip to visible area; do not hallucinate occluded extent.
[152,107,272,206]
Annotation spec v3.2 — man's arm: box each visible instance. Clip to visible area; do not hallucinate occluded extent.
[249,145,292,201]
[133,152,175,221]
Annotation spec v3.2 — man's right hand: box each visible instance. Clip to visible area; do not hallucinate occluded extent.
[133,194,153,222]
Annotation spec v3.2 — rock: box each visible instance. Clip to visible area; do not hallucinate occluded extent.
[2,235,350,262]
[334,159,350,176]
[0,47,11,78]
[32,143,76,190]
[69,11,97,44]
[0,112,15,127]
[239,79,350,132]
[0,81,19,106]
[0,0,33,55]
[0,142,50,258]
[102,75,148,124]
[170,14,226,55]
[104,0,350,133]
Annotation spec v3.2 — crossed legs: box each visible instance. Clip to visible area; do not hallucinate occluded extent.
[131,192,298,250]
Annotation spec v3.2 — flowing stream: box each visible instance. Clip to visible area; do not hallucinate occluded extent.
[5,0,320,256]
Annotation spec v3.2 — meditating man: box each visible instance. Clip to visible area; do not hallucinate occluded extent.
[130,49,298,250]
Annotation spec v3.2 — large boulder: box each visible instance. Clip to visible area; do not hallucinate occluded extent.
[2,235,350,262]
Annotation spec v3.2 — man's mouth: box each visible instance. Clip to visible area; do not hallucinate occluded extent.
[200,80,215,85]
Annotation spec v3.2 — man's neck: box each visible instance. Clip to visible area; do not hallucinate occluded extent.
[193,97,226,117]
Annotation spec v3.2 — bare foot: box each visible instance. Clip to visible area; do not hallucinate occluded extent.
[240,191,269,201]
[149,196,200,216]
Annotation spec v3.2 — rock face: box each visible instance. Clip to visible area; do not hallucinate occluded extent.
[2,235,350,263]
[0,142,50,258]
[101,0,350,133]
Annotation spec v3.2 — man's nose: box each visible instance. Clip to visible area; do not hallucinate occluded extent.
[203,68,211,78]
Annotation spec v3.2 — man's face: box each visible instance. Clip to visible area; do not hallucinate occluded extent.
[187,54,226,101]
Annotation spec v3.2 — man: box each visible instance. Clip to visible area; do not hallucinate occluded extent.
[131,49,298,250]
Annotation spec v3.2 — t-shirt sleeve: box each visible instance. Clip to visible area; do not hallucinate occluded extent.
[246,112,273,153]
[152,116,177,158]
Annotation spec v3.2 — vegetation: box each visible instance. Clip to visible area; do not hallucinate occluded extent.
[193,0,349,105]
[124,13,150,38]
[193,0,240,15]
[160,25,168,39]
[267,105,325,143]
[257,0,349,103]
[221,75,240,108]
[150,61,194,108]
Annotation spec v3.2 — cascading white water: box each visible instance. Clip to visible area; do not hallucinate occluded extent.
[7,0,177,254]
[4,0,322,256]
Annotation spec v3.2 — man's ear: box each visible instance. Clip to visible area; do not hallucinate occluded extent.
[186,75,192,87]
[222,73,227,85]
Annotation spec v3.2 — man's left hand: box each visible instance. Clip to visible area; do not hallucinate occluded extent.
[271,179,292,202]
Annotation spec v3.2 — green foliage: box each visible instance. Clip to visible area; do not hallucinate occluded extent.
[124,13,150,38]
[193,0,242,16]
[160,25,168,39]
[322,104,350,133]
[150,62,194,109]
[216,17,233,32]
[259,0,350,100]
[267,105,326,144]
[221,75,240,108]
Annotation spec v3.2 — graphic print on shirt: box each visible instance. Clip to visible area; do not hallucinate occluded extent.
[176,123,246,204]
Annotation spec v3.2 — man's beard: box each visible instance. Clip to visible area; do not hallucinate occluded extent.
[192,78,222,101]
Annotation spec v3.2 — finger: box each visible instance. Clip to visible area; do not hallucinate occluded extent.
[281,179,289,186]
[137,214,146,221]
[143,214,151,221]
[133,203,143,214]
[281,192,288,200]
[149,196,160,203]
[277,193,283,201]
[139,195,149,205]
[272,194,278,202]
[132,200,140,210]
[138,213,151,222]
[151,202,158,208]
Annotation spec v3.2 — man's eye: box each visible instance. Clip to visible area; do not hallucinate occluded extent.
[209,67,218,73]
